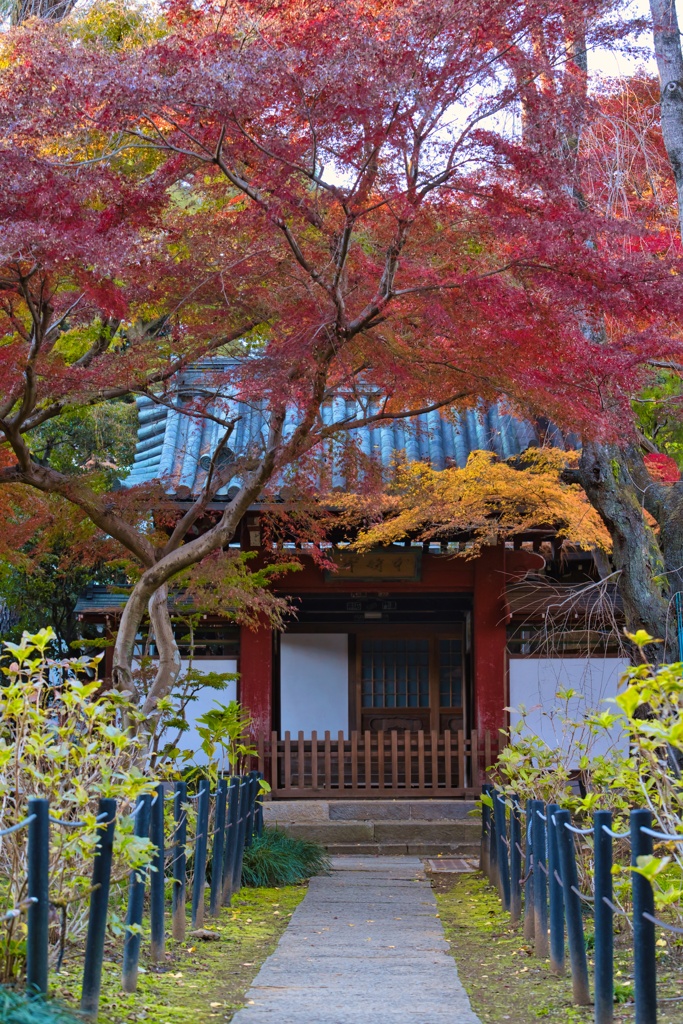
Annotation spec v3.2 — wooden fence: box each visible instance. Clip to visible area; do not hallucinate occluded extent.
[255,729,498,799]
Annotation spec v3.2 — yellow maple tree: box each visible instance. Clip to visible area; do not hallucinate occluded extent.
[335,449,611,556]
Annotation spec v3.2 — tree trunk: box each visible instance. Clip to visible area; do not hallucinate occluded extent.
[12,0,77,24]
[143,583,182,721]
[579,443,672,652]
[111,433,283,714]
[650,0,683,237]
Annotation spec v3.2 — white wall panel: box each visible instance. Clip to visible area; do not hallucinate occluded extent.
[508,657,628,759]
[169,659,238,765]
[280,634,349,737]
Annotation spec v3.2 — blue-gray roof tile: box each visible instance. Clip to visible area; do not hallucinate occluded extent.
[124,361,569,496]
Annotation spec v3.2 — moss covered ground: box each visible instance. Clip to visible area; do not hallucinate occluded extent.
[52,885,306,1024]
[434,871,683,1024]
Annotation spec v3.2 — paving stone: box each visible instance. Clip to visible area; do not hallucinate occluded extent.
[231,855,481,1024]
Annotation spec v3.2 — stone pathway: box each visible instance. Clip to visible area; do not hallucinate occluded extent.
[231,855,481,1024]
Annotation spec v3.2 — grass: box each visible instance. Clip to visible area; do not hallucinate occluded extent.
[433,871,683,1024]
[53,884,307,1024]
[241,830,330,888]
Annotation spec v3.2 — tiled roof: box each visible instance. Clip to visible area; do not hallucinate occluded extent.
[124,360,567,497]
[74,586,129,615]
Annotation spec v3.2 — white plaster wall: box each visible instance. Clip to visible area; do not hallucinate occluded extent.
[280,633,349,737]
[508,657,628,760]
[135,658,239,765]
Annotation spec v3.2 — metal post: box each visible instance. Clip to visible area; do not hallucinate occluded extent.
[222,777,240,905]
[594,810,614,1024]
[532,800,549,958]
[510,796,522,925]
[480,782,492,877]
[555,809,590,1006]
[209,778,228,917]
[631,809,657,1024]
[546,803,565,976]
[489,785,499,891]
[149,784,165,961]
[523,799,535,941]
[172,781,187,941]
[494,790,511,911]
[122,793,152,993]
[26,798,50,996]
[254,772,265,838]
[191,778,211,929]
[245,770,260,848]
[81,798,117,1018]
[231,777,250,897]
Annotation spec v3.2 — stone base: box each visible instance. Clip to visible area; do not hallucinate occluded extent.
[262,799,481,856]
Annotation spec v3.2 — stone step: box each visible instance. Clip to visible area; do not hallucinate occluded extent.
[325,842,480,858]
[269,818,480,856]
[264,798,480,824]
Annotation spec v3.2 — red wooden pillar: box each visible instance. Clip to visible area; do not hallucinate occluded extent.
[473,545,507,738]
[239,618,274,736]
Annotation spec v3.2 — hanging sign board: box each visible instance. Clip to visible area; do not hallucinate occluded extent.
[325,548,422,582]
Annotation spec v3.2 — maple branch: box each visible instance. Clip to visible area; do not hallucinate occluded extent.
[18,321,263,434]
[318,392,473,437]
[162,420,241,554]
[213,149,329,294]
[0,429,156,566]
[346,218,413,336]
[112,405,288,694]
[71,315,120,369]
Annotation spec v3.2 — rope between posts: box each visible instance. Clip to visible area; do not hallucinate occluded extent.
[1,897,37,922]
[0,815,36,837]
[640,826,683,842]
[536,809,547,821]
[601,825,631,839]
[49,811,110,828]
[563,822,595,836]
[602,896,630,917]
[641,912,683,935]
[571,885,594,903]
[538,860,548,875]
[554,870,564,888]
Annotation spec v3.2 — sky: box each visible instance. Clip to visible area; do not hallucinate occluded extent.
[589,0,683,78]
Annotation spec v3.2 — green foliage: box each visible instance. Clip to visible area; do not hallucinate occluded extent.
[241,830,330,888]
[0,989,79,1024]
[28,402,137,484]
[634,370,683,469]
[67,0,166,52]
[194,700,255,775]
[494,633,683,923]
[0,628,155,982]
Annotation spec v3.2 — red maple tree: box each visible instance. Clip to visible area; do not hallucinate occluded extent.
[2,0,682,707]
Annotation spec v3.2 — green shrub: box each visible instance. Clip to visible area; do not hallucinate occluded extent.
[0,988,79,1024]
[241,829,330,887]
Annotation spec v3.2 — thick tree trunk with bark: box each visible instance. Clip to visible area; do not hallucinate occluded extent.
[579,442,673,656]
[111,426,284,708]
[143,584,181,721]
[650,0,683,237]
